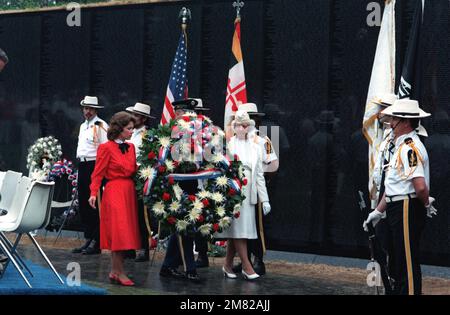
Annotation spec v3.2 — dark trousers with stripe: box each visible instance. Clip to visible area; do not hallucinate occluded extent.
[386,198,426,295]
[162,234,196,273]
[77,161,100,242]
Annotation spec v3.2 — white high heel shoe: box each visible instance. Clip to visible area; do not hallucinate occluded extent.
[242,270,260,280]
[222,266,237,279]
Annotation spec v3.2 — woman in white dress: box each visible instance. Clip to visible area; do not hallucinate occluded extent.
[218,111,271,280]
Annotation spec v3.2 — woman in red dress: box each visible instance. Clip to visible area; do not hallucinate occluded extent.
[89,111,141,286]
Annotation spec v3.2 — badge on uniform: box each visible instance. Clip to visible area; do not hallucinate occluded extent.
[408,149,418,167]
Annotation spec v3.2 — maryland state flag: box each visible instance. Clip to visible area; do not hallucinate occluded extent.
[224,17,247,138]
[362,0,396,205]
[398,0,424,99]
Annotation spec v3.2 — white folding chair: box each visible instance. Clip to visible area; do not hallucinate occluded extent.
[0,170,23,211]
[0,179,63,288]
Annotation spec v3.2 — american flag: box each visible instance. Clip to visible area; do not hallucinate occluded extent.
[161,32,188,125]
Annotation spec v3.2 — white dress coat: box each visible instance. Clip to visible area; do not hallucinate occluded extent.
[216,136,269,239]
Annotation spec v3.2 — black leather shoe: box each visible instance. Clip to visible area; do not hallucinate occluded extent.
[159,267,185,279]
[232,263,243,274]
[72,239,92,254]
[135,249,149,262]
[253,259,266,276]
[195,255,209,268]
[82,240,101,255]
[185,271,202,283]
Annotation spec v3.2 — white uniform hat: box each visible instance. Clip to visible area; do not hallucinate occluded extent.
[381,99,431,118]
[80,96,103,108]
[126,102,155,118]
[238,103,265,116]
[373,93,398,107]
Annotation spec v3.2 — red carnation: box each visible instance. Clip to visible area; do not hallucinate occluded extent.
[188,195,196,202]
[213,223,220,232]
[202,199,210,207]
[233,154,239,161]
[234,211,240,219]
[158,165,166,173]
[198,215,204,223]
[148,152,156,160]
[162,192,171,201]
[242,178,248,186]
[183,116,190,122]
[168,177,175,185]
[228,188,236,196]
[173,161,179,168]
[167,216,177,225]
[197,114,204,120]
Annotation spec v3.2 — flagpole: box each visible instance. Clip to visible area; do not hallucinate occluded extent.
[233,0,244,21]
[179,7,191,47]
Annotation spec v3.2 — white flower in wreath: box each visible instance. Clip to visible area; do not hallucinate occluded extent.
[234,204,241,213]
[176,220,189,232]
[139,166,155,180]
[178,119,191,131]
[199,224,212,236]
[172,184,183,201]
[219,217,232,229]
[197,190,211,200]
[216,206,226,218]
[216,176,228,188]
[188,208,202,222]
[212,153,225,164]
[159,136,171,148]
[169,200,181,213]
[192,199,204,212]
[184,112,197,118]
[152,201,166,216]
[30,169,48,181]
[31,161,37,167]
[211,192,225,204]
[165,160,175,172]
[58,151,63,156]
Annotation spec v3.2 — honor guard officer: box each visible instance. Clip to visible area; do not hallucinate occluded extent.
[159,98,202,282]
[73,96,108,255]
[125,102,156,262]
[232,102,277,276]
[364,99,437,295]
[191,99,212,268]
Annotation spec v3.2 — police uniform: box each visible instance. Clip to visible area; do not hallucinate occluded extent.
[384,130,429,295]
[76,114,108,252]
[126,102,156,261]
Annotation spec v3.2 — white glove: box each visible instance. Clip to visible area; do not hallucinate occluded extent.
[262,202,271,216]
[363,209,386,232]
[425,197,438,218]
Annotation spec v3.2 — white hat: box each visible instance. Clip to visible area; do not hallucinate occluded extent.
[80,96,103,108]
[381,99,431,119]
[231,110,255,130]
[373,93,398,107]
[238,103,265,116]
[193,98,210,112]
[126,102,155,118]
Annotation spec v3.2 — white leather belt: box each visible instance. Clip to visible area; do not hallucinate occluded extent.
[78,156,96,162]
[385,193,417,203]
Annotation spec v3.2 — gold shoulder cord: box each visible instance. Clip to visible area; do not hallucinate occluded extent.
[395,141,424,180]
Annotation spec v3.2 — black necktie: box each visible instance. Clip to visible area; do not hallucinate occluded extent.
[118,142,130,154]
